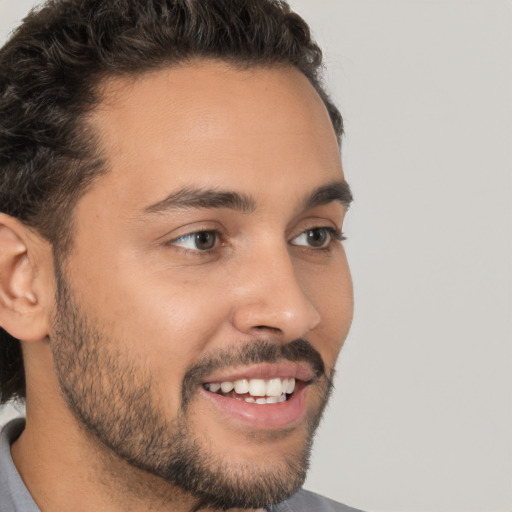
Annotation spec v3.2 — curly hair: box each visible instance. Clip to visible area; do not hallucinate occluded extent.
[0,0,343,404]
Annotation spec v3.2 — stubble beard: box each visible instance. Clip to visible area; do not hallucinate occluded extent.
[49,268,334,510]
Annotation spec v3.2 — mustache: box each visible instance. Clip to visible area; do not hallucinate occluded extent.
[181,338,326,411]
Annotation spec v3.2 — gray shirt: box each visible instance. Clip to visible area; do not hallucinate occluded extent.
[0,419,363,512]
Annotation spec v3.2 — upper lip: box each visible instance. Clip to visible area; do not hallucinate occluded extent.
[202,361,317,384]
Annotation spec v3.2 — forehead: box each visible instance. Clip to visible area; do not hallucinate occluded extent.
[87,60,343,209]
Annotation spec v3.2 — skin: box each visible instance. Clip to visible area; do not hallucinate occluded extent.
[3,61,353,511]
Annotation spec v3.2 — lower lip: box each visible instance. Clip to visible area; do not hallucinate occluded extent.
[200,383,308,430]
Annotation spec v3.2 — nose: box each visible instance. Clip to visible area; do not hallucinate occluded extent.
[230,244,321,341]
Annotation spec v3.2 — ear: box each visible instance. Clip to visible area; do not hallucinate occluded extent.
[0,214,53,342]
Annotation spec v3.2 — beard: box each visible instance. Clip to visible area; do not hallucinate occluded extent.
[49,267,334,510]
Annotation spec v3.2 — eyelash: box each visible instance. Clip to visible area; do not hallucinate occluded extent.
[168,227,346,256]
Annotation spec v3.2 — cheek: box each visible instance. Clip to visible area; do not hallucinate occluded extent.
[299,254,353,364]
[69,256,233,401]
[118,273,231,363]
[133,273,235,411]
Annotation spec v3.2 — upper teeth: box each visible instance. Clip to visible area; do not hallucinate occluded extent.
[206,377,296,397]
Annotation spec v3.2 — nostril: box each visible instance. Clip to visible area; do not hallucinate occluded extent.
[231,298,319,340]
[254,325,282,333]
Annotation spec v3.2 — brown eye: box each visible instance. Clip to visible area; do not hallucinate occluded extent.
[291,227,339,248]
[194,231,216,250]
[306,228,329,247]
[172,230,218,251]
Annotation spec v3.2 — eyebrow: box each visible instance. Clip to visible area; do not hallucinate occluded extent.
[143,187,256,215]
[302,180,353,210]
[142,180,353,216]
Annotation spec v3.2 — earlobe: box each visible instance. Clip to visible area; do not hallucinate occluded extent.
[0,214,52,342]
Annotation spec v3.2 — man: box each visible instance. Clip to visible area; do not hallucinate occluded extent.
[0,1,359,511]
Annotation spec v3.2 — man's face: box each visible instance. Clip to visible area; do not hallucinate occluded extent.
[50,61,353,508]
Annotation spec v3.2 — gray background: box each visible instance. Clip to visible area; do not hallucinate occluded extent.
[1,1,511,511]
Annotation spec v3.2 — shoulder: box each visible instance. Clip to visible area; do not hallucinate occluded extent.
[270,488,365,512]
[0,418,40,512]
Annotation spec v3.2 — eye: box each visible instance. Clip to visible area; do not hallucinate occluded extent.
[291,227,341,248]
[172,230,218,251]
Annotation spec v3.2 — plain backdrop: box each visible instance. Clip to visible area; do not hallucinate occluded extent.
[1,1,511,511]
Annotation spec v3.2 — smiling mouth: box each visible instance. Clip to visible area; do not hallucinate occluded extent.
[203,377,300,405]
